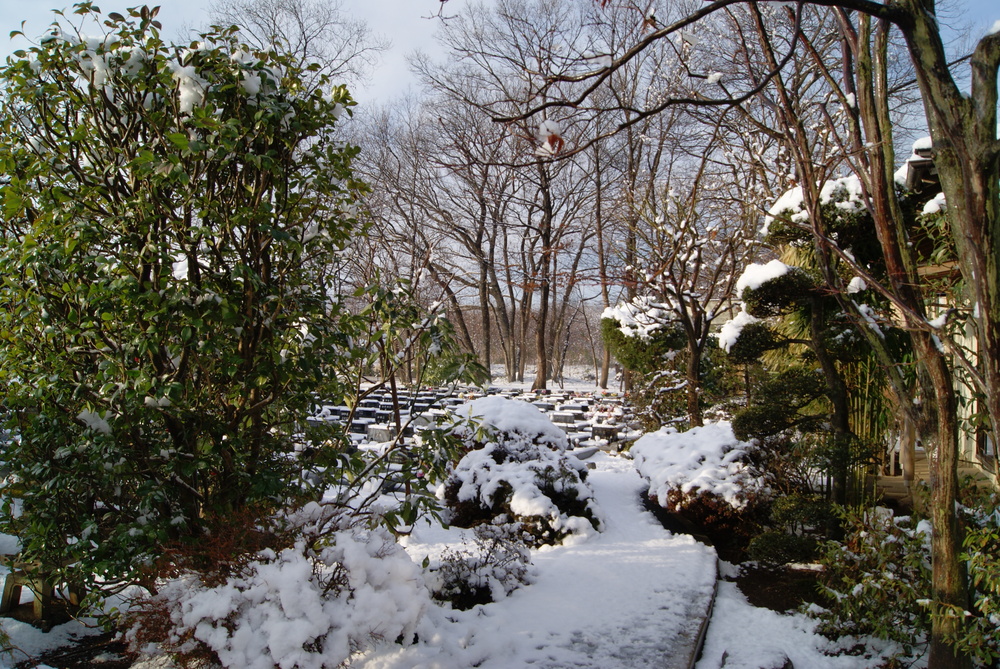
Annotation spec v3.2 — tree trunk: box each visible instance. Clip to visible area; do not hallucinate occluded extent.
[685,341,703,428]
[532,163,554,391]
[898,0,1000,482]
[593,144,612,389]
[915,337,967,669]
[852,15,971,665]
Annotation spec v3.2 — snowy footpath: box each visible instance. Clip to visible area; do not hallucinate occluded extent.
[361,452,718,669]
[0,446,889,668]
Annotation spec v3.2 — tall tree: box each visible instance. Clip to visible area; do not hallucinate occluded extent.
[209,0,387,88]
[0,7,363,590]
[413,0,599,389]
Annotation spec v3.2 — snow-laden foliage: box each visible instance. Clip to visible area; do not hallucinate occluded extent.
[814,490,1000,665]
[718,308,759,353]
[428,517,533,610]
[812,507,934,662]
[599,301,686,382]
[761,175,865,236]
[631,421,766,511]
[717,260,792,353]
[735,259,792,299]
[601,296,674,342]
[0,5,364,591]
[128,504,429,669]
[441,397,602,546]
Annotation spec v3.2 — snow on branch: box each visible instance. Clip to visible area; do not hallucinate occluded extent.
[601,295,672,341]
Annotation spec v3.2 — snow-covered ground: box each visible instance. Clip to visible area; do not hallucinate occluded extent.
[362,452,715,668]
[698,577,899,669]
[0,400,903,668]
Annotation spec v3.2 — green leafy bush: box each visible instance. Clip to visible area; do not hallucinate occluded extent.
[941,492,1000,665]
[812,489,1000,664]
[812,508,933,659]
[0,4,365,592]
[747,531,819,566]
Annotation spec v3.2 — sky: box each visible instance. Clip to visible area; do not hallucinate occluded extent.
[0,0,996,107]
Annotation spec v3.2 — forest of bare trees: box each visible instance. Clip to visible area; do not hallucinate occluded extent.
[342,2,998,663]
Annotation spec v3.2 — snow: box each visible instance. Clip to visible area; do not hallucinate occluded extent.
[706,71,723,84]
[927,312,948,329]
[855,302,885,339]
[0,394,901,669]
[762,175,866,235]
[697,580,893,669]
[718,260,794,352]
[77,408,112,434]
[990,19,1000,35]
[922,192,947,215]
[602,296,669,341]
[847,276,867,294]
[631,422,765,510]
[534,119,564,156]
[171,256,188,281]
[718,308,758,353]
[762,186,808,234]
[444,397,601,545]
[194,538,420,667]
[912,136,933,153]
[130,506,429,669]
[167,62,207,114]
[452,396,568,451]
[0,566,138,668]
[735,259,790,298]
[897,136,935,188]
[893,162,910,187]
[360,453,717,668]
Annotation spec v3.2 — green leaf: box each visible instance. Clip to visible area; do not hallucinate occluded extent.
[165,133,189,150]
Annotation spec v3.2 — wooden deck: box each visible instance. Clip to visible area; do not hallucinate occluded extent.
[875,450,997,509]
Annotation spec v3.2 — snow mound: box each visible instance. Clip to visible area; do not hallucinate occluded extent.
[131,505,429,669]
[443,397,602,546]
[631,421,764,510]
[736,259,790,299]
[922,192,946,215]
[453,396,568,450]
[718,308,759,353]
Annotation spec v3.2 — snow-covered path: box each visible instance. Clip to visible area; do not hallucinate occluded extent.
[362,452,718,669]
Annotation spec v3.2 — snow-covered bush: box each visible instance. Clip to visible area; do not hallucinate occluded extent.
[632,422,768,552]
[428,517,533,610]
[814,488,1000,665]
[812,507,933,662]
[441,397,602,546]
[632,421,766,512]
[127,503,429,668]
[602,297,741,430]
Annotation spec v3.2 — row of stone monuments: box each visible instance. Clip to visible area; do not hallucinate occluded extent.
[311,386,640,451]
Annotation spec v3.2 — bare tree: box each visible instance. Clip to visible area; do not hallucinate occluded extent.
[209,0,388,87]
[411,0,602,390]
